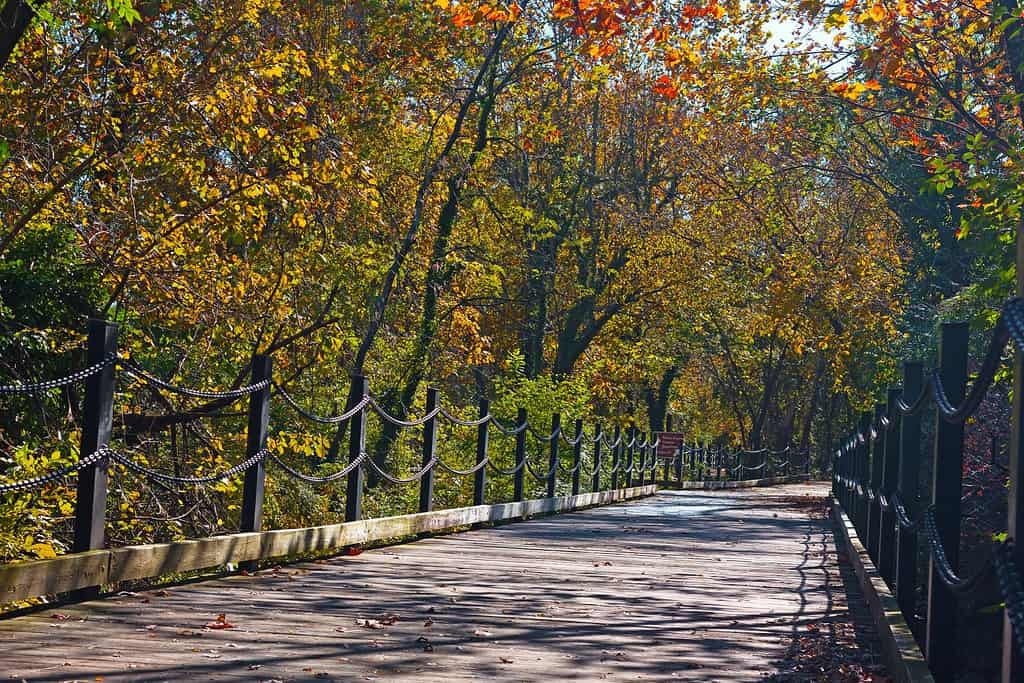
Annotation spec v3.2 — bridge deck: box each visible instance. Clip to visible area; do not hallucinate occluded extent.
[1,483,881,681]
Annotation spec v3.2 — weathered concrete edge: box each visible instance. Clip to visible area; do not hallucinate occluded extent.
[670,474,810,490]
[0,485,657,605]
[831,499,933,683]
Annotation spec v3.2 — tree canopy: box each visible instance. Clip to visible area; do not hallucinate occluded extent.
[0,0,1020,560]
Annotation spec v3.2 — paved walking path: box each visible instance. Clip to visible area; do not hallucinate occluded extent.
[1,482,883,681]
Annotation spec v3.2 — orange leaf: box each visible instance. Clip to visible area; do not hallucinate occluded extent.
[205,613,236,630]
[653,75,679,99]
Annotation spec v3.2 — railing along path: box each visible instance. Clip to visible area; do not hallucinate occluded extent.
[833,296,1024,682]
[0,319,672,602]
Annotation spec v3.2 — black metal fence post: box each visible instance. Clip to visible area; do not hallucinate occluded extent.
[925,322,968,681]
[419,387,439,513]
[836,444,844,506]
[547,413,560,497]
[623,428,632,487]
[514,407,527,502]
[878,387,901,585]
[611,426,621,490]
[72,319,118,597]
[644,435,650,486]
[832,447,839,499]
[473,398,489,506]
[592,424,602,492]
[856,411,872,540]
[1005,331,1024,681]
[867,403,885,563]
[1002,213,1024,683]
[836,444,843,504]
[675,444,683,485]
[571,418,583,495]
[634,432,643,485]
[630,428,638,487]
[239,354,272,571]
[848,439,855,504]
[344,375,368,522]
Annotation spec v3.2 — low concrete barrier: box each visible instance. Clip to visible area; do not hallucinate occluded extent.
[0,485,657,605]
[832,499,933,683]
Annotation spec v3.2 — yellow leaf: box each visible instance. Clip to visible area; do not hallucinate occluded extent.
[29,543,57,559]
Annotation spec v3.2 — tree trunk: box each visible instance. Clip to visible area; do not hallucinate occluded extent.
[799,355,827,452]
[0,0,32,71]
[520,240,555,378]
[367,31,507,483]
[644,365,679,433]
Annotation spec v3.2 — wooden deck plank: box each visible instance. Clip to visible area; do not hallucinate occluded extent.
[0,483,875,682]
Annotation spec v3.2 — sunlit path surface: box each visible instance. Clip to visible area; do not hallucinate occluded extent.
[0,482,879,681]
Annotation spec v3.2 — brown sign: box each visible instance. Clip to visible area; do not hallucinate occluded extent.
[655,432,685,459]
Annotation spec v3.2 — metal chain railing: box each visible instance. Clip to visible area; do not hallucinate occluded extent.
[110,448,268,485]
[830,296,1024,668]
[122,359,270,401]
[0,448,111,492]
[274,383,369,424]
[996,543,1024,658]
[921,505,996,598]
[267,451,367,483]
[0,354,116,394]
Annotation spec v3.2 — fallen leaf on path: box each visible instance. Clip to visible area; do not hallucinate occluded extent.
[356,618,384,629]
[51,613,71,620]
[205,613,236,630]
[344,546,363,556]
[473,629,493,637]
[500,657,514,664]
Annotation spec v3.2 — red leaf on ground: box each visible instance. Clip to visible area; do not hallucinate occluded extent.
[204,613,235,630]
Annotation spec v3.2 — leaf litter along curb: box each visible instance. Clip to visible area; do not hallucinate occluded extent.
[763,498,889,682]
